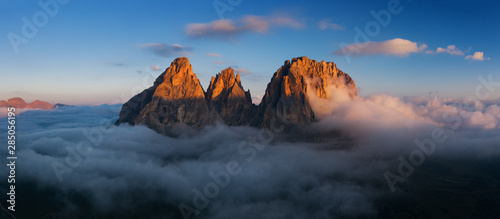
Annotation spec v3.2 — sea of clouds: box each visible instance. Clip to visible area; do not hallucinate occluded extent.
[0,89,499,218]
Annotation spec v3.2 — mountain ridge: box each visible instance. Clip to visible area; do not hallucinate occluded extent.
[0,97,56,110]
[116,57,357,136]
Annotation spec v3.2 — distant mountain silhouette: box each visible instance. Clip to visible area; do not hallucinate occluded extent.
[0,97,55,110]
[116,57,356,136]
[53,103,69,109]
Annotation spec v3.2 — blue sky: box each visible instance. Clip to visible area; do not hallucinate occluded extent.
[1,0,499,105]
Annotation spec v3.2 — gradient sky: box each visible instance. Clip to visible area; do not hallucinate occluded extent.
[1,0,499,105]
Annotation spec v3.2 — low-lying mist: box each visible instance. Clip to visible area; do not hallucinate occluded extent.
[1,89,499,218]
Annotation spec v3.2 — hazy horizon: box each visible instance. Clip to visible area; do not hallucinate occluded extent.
[2,0,499,105]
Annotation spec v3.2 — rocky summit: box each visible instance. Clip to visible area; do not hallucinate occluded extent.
[206,67,254,125]
[116,57,209,135]
[252,56,356,132]
[116,57,356,136]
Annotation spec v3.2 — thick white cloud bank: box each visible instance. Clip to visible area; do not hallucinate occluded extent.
[1,91,499,218]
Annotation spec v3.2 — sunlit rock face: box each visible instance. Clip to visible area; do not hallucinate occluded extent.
[117,57,209,136]
[117,57,357,136]
[206,67,255,126]
[253,56,357,131]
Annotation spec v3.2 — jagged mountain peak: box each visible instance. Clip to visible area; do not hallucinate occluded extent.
[117,57,357,136]
[153,57,205,101]
[206,67,250,102]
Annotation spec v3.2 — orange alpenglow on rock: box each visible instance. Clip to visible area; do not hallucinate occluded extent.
[116,56,357,137]
[153,57,206,101]
[254,56,357,130]
[206,67,254,126]
[0,97,55,110]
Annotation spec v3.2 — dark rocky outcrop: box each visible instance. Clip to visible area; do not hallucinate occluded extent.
[53,103,69,109]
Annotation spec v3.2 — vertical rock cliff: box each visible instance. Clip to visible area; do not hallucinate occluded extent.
[254,56,356,131]
[116,58,208,135]
[117,56,357,136]
[116,58,255,136]
[205,67,255,125]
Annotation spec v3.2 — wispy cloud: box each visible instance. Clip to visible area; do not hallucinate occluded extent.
[425,45,489,61]
[139,43,191,57]
[334,38,428,57]
[426,45,464,55]
[336,39,490,62]
[151,65,161,71]
[269,15,304,29]
[234,68,250,74]
[207,53,223,57]
[465,51,490,61]
[109,62,127,67]
[228,65,250,74]
[213,61,225,64]
[186,14,304,39]
[318,19,344,30]
[252,95,262,104]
